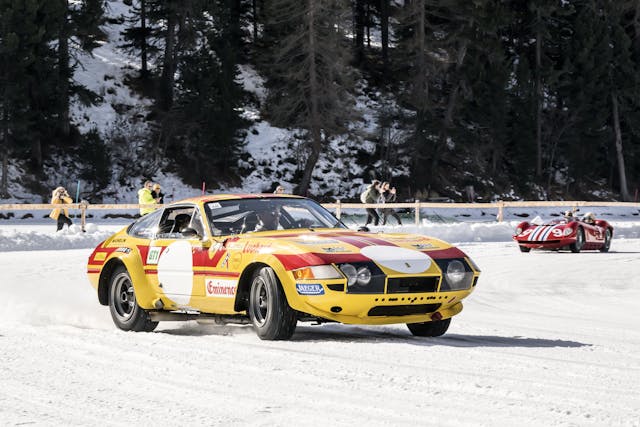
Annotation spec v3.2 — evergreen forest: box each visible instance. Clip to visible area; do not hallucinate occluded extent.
[1,0,639,202]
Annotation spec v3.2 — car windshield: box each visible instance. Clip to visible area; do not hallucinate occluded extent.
[204,197,346,236]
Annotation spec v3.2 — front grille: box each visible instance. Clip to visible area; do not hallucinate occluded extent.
[527,240,560,244]
[368,303,441,317]
[387,277,439,293]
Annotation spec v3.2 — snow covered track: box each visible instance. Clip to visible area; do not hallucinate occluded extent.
[1,238,639,425]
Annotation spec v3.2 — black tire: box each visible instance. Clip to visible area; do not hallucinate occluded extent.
[570,227,584,253]
[407,318,451,337]
[599,229,612,253]
[519,245,531,253]
[108,266,158,332]
[248,267,297,340]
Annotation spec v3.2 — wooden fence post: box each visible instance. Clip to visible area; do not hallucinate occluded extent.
[496,201,504,222]
[415,200,420,226]
[80,201,88,231]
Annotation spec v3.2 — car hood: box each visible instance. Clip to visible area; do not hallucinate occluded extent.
[227,229,467,271]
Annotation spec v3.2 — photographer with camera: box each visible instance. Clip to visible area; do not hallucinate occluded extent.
[49,186,73,231]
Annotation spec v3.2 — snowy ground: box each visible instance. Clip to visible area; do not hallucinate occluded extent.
[1,220,639,426]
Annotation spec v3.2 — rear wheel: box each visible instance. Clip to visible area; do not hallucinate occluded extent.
[108,266,158,332]
[407,318,451,337]
[570,227,584,253]
[519,245,531,253]
[599,229,612,252]
[249,267,297,340]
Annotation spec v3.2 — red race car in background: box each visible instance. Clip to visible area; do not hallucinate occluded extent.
[513,212,613,253]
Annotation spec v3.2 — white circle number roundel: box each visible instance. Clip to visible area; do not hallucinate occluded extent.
[360,245,431,274]
[157,241,194,305]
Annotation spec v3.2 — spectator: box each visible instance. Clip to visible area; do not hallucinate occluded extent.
[380,182,402,225]
[360,179,381,226]
[274,185,285,194]
[152,183,164,204]
[138,180,157,216]
[49,186,73,231]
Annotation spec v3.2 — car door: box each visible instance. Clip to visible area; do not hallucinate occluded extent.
[151,205,207,307]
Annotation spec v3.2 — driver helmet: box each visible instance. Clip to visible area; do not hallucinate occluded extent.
[258,208,280,230]
[583,212,595,223]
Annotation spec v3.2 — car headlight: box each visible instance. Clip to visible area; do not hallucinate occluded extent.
[434,258,474,291]
[446,260,466,285]
[515,227,523,235]
[356,266,371,285]
[292,265,342,280]
[339,263,372,288]
[563,227,573,236]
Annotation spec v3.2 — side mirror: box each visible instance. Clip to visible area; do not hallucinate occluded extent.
[181,227,200,239]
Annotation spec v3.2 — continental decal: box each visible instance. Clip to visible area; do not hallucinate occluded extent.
[205,278,237,298]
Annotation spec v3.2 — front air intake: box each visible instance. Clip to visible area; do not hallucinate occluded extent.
[387,277,439,293]
[368,303,441,317]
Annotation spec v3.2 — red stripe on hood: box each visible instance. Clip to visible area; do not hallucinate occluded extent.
[274,252,369,270]
[425,247,467,259]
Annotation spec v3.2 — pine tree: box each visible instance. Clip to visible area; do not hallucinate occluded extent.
[167,0,248,185]
[261,0,356,195]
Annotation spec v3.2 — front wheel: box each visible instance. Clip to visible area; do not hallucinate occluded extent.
[600,229,612,252]
[108,266,158,332]
[249,267,297,340]
[519,245,531,253]
[570,227,584,253]
[407,318,451,337]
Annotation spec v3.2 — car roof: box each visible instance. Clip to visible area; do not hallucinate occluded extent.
[174,193,305,204]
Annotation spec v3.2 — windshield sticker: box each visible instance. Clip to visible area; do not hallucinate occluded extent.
[209,202,222,209]
[296,283,325,296]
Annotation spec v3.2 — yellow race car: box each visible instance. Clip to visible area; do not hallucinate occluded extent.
[87,194,480,340]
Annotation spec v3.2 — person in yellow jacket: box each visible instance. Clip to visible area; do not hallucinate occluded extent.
[138,180,158,215]
[49,186,73,231]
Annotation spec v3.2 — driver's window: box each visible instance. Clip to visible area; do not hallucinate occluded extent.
[157,207,196,239]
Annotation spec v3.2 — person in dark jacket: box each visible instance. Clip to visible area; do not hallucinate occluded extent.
[379,182,402,225]
[152,183,164,204]
[361,180,381,226]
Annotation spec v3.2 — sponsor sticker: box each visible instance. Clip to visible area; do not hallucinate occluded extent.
[322,246,347,253]
[115,247,131,254]
[93,252,107,261]
[205,278,237,298]
[412,243,435,250]
[147,246,162,265]
[295,239,340,245]
[295,283,325,296]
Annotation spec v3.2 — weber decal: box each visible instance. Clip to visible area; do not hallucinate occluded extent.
[205,278,237,298]
[147,246,162,265]
[296,283,325,296]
